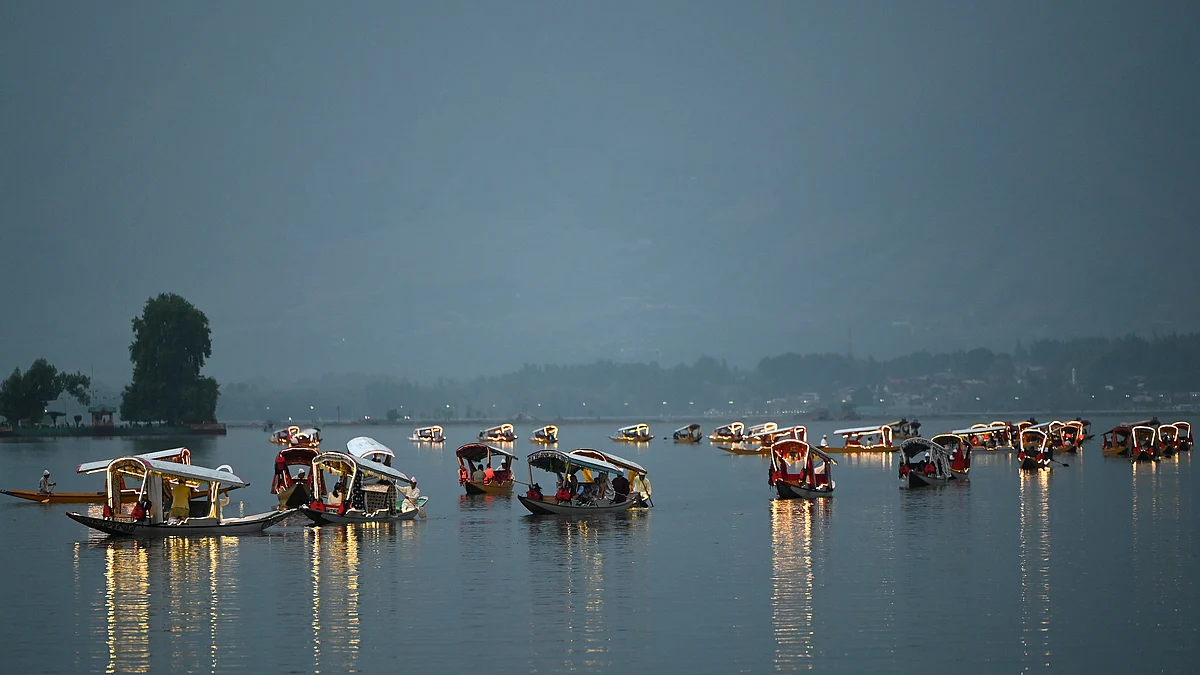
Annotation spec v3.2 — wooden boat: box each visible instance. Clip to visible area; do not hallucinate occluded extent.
[709,421,745,443]
[271,446,319,509]
[292,427,321,447]
[477,423,517,443]
[66,457,289,537]
[530,425,558,444]
[769,439,836,499]
[1175,421,1193,451]
[822,425,897,453]
[610,423,652,442]
[673,423,703,443]
[299,451,428,525]
[1157,424,1180,457]
[570,448,653,507]
[898,438,955,488]
[1101,424,1133,457]
[952,423,1014,451]
[1059,421,1086,453]
[517,449,640,515]
[456,443,517,495]
[1129,424,1161,463]
[1017,427,1053,471]
[3,448,195,504]
[716,441,768,455]
[270,425,301,445]
[409,425,446,443]
[888,418,923,441]
[931,433,971,480]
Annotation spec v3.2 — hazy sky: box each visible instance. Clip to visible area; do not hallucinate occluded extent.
[3,1,1198,385]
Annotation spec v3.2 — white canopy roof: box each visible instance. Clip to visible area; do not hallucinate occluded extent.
[571,448,647,475]
[949,425,1010,435]
[109,457,248,487]
[77,447,189,475]
[833,425,889,435]
[346,436,395,459]
[313,451,414,485]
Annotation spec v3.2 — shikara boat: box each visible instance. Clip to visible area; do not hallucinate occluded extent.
[410,425,446,443]
[769,439,836,499]
[898,438,955,488]
[299,451,428,525]
[1175,421,1193,451]
[1017,427,1053,471]
[270,425,301,445]
[478,423,517,443]
[456,443,517,495]
[1060,421,1086,453]
[888,419,923,441]
[1101,424,1133,457]
[673,423,703,443]
[66,457,289,537]
[610,423,652,442]
[709,421,745,443]
[271,445,319,509]
[3,448,195,504]
[953,423,1014,451]
[570,448,653,507]
[1157,424,1180,457]
[292,427,321,447]
[1129,425,1161,463]
[530,425,558,444]
[517,449,640,515]
[746,422,779,438]
[822,425,897,453]
[747,425,807,448]
[931,433,971,480]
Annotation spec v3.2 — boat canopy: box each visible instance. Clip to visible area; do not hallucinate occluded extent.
[415,425,443,433]
[773,439,838,464]
[674,423,701,435]
[527,449,623,475]
[833,425,890,436]
[900,438,950,461]
[533,425,557,435]
[312,451,413,485]
[482,423,514,434]
[950,425,1009,435]
[277,446,318,463]
[930,433,966,449]
[570,448,647,475]
[455,443,517,462]
[77,447,192,475]
[346,436,396,460]
[1175,421,1192,436]
[107,456,248,488]
[1158,424,1179,439]
[712,421,744,434]
[747,422,778,434]
[618,423,649,434]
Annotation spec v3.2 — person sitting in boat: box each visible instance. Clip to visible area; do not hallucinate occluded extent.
[169,481,192,521]
[483,464,496,484]
[526,483,544,501]
[327,481,346,510]
[273,454,288,491]
[471,464,486,483]
[922,461,936,476]
[911,420,921,436]
[399,477,421,512]
[611,473,630,503]
[132,494,153,522]
[37,470,56,494]
[819,435,828,448]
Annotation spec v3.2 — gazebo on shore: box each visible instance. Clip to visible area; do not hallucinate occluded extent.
[89,405,116,427]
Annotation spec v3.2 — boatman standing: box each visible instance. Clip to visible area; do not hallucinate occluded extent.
[38,470,55,494]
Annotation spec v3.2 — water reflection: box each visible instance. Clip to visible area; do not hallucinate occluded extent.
[104,541,151,673]
[1018,470,1052,669]
[770,499,831,671]
[309,524,363,673]
[523,514,651,672]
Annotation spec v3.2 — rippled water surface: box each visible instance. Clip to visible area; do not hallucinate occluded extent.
[1,418,1195,673]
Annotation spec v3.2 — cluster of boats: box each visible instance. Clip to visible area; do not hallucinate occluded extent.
[1101,418,1192,461]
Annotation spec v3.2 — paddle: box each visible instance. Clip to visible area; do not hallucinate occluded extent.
[398,485,426,518]
[1048,457,1070,468]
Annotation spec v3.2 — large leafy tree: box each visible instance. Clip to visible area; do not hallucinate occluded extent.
[120,293,220,424]
[0,359,91,424]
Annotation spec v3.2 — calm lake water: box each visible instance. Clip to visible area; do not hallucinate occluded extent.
[1,417,1195,674]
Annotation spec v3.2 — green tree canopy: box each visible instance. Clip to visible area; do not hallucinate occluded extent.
[120,293,220,424]
[0,358,91,424]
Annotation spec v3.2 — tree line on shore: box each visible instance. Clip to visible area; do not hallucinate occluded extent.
[216,333,1200,422]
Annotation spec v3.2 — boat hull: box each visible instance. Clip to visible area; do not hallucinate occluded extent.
[298,499,429,525]
[517,495,638,515]
[717,443,766,455]
[609,436,653,443]
[66,509,293,537]
[2,489,139,504]
[900,472,950,489]
[463,480,514,495]
[773,480,834,500]
[951,469,970,481]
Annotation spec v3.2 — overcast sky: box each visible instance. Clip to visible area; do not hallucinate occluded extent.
[3,1,1198,385]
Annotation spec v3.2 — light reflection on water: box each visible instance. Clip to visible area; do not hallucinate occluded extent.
[1018,469,1051,671]
[770,498,830,671]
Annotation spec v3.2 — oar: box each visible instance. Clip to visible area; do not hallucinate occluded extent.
[1048,457,1070,468]
[400,488,426,518]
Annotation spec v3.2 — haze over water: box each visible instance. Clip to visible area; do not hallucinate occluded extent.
[1,419,1194,674]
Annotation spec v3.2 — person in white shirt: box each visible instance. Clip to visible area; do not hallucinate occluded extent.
[38,470,55,494]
